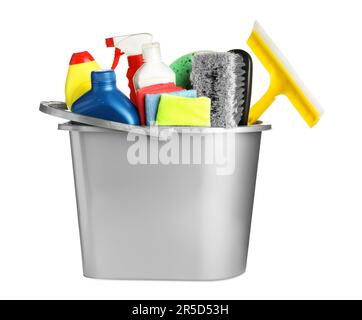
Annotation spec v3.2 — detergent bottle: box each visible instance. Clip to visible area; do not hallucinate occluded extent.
[105,33,153,104]
[71,70,140,125]
[133,43,176,90]
[65,51,101,109]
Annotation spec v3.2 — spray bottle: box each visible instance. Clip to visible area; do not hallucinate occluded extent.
[105,33,152,104]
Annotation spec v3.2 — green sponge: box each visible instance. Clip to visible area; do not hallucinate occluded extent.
[170,53,195,89]
[156,94,211,127]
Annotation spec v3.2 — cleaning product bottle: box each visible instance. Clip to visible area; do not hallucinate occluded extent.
[72,70,140,125]
[105,33,153,105]
[65,51,101,109]
[133,43,176,90]
[132,43,178,125]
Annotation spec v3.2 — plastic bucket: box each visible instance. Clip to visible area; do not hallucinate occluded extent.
[59,121,271,280]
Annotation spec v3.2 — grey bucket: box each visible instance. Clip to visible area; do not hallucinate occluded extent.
[41,102,271,281]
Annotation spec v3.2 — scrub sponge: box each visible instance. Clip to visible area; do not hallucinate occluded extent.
[156,95,211,127]
[170,53,194,89]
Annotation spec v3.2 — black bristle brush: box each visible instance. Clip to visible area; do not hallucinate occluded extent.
[228,49,253,126]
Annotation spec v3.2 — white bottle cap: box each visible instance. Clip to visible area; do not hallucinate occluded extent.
[142,42,162,62]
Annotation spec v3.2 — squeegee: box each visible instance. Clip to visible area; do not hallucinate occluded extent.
[247,21,323,127]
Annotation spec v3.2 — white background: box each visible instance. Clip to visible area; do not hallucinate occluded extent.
[0,0,361,300]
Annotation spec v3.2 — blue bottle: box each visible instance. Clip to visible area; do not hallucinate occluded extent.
[72,70,140,125]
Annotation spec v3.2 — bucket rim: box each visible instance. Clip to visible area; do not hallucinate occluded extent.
[40,101,271,138]
[58,121,271,134]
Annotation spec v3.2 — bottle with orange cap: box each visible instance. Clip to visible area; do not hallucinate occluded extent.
[65,51,101,110]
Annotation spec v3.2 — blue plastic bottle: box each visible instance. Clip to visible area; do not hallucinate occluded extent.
[72,70,140,125]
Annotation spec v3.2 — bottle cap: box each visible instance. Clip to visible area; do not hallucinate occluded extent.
[69,51,95,65]
[91,70,116,84]
[142,43,161,62]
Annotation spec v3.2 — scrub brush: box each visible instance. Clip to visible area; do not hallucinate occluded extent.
[190,52,246,128]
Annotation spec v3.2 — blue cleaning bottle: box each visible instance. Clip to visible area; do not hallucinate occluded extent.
[72,70,140,125]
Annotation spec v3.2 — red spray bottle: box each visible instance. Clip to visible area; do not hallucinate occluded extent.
[106,33,153,104]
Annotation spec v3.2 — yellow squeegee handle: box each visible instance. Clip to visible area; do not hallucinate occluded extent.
[247,27,283,125]
[248,80,280,125]
[248,68,321,127]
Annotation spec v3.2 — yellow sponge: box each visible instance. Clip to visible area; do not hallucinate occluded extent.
[156,94,211,127]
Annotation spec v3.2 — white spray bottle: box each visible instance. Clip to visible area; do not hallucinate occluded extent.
[133,42,176,90]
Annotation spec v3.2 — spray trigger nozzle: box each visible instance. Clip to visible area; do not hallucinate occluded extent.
[111,48,125,70]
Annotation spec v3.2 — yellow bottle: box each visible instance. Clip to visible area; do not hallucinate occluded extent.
[65,51,101,109]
